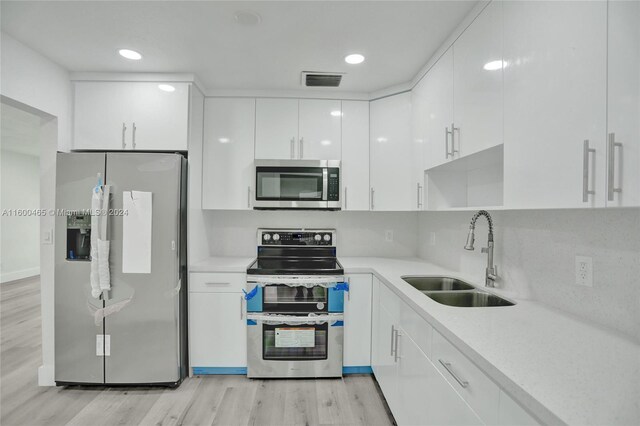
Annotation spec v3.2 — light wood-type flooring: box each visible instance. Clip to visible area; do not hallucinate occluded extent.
[1,276,394,426]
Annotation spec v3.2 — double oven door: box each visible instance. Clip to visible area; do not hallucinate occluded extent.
[246,276,344,378]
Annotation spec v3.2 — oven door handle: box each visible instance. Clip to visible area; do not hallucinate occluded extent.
[322,168,328,201]
[246,276,345,286]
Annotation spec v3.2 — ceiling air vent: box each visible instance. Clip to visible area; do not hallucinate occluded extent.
[301,71,345,87]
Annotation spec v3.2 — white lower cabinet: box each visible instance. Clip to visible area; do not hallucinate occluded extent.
[343,274,372,367]
[189,273,246,369]
[498,391,539,426]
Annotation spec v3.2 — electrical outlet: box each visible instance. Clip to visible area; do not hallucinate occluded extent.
[575,256,593,287]
[42,229,53,245]
[429,232,436,246]
[385,230,394,242]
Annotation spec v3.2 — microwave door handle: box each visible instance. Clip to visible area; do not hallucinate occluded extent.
[322,168,328,201]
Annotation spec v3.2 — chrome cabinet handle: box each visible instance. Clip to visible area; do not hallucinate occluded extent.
[299,137,304,159]
[417,182,423,209]
[370,188,375,210]
[344,187,348,210]
[390,325,395,356]
[394,330,402,362]
[132,122,137,149]
[438,359,468,388]
[451,123,460,156]
[583,139,596,202]
[240,295,244,320]
[122,123,127,149]
[247,186,251,208]
[607,133,622,201]
[445,126,452,158]
[290,138,295,159]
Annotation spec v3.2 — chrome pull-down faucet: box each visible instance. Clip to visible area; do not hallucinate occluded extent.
[464,210,498,287]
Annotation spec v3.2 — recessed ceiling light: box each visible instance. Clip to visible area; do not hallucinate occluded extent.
[320,140,332,146]
[235,10,262,26]
[118,49,142,60]
[330,110,343,117]
[483,60,505,71]
[158,84,175,92]
[218,137,230,144]
[345,54,365,65]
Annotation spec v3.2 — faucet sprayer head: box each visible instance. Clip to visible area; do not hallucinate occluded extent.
[464,227,475,251]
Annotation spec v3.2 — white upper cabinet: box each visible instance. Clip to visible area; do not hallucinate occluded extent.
[202,98,256,210]
[73,82,189,151]
[411,77,428,210]
[370,92,414,211]
[298,99,342,159]
[503,0,607,209]
[421,49,454,170]
[607,0,640,207]
[453,0,503,158]
[341,101,370,211]
[255,98,299,159]
[255,98,342,160]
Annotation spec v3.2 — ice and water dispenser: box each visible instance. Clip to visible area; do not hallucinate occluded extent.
[66,213,91,260]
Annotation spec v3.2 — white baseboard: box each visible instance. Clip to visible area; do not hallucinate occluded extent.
[1,267,40,283]
[38,364,55,386]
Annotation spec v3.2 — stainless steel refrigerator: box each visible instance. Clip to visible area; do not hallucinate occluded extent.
[54,152,187,386]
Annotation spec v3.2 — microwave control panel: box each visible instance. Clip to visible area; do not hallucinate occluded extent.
[328,168,340,201]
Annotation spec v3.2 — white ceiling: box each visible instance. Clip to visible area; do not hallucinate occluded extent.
[1,103,41,157]
[0,1,477,93]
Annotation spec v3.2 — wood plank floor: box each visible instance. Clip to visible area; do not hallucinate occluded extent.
[0,277,395,426]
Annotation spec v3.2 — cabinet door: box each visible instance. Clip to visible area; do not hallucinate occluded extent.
[411,77,427,210]
[498,391,539,426]
[607,0,640,207]
[341,101,370,210]
[373,303,400,415]
[189,292,246,368]
[73,82,132,150]
[130,83,190,151]
[343,275,372,367]
[298,99,342,160]
[255,98,298,159]
[202,98,256,210]
[453,1,503,158]
[423,49,454,170]
[370,92,413,211]
[397,331,482,426]
[503,1,607,209]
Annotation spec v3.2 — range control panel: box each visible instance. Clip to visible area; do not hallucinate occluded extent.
[258,229,336,247]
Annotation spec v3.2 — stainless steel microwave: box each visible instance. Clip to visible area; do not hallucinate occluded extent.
[254,160,341,210]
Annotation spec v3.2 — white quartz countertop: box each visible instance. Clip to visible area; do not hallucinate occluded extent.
[189,256,640,425]
[190,256,254,273]
[340,257,640,426]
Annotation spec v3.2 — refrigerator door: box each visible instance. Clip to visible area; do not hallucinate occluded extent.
[104,153,184,385]
[55,152,106,384]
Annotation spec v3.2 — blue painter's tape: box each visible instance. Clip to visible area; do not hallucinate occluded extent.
[192,367,247,375]
[335,282,350,292]
[246,286,263,312]
[247,319,257,326]
[331,320,344,327]
[243,285,258,300]
[328,286,344,313]
[342,366,373,374]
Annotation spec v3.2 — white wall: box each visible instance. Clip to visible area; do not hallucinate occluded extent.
[0,150,41,282]
[1,31,72,385]
[204,210,419,258]
[417,209,640,342]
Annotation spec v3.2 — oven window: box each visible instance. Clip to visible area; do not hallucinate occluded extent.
[263,285,328,313]
[256,167,324,201]
[263,323,328,360]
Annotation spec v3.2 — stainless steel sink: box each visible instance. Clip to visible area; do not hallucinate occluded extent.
[402,276,475,292]
[426,291,515,307]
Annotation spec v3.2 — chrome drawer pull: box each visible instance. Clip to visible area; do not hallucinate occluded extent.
[439,359,468,388]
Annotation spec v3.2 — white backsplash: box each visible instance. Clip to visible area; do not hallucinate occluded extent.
[417,208,640,342]
[204,210,419,258]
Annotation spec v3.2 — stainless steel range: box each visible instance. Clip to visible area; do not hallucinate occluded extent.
[245,228,346,378]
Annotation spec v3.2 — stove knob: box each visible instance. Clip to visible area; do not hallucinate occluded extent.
[273,233,280,241]
[323,234,331,242]
[314,234,321,242]
[263,233,271,241]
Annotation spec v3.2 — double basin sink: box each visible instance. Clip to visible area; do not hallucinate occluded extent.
[402,276,514,307]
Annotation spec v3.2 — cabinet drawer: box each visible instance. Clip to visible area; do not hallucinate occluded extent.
[432,330,500,424]
[189,272,246,293]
